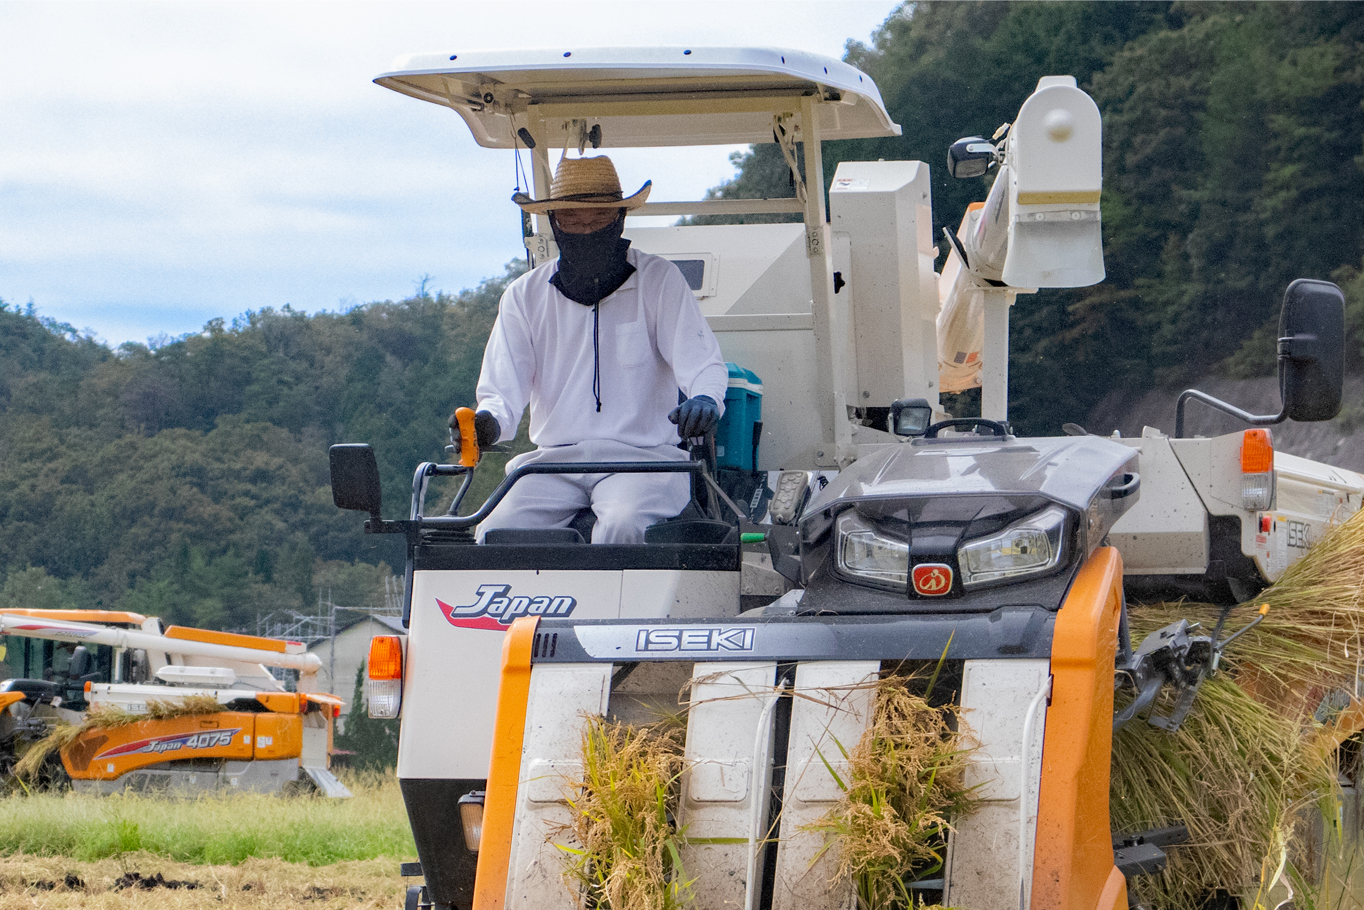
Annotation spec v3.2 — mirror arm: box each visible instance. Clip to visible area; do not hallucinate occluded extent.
[1174,389,1287,439]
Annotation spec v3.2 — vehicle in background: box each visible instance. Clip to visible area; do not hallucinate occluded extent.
[0,609,349,797]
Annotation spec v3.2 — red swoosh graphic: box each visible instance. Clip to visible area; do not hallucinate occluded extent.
[12,624,98,637]
[95,728,241,759]
[436,599,507,632]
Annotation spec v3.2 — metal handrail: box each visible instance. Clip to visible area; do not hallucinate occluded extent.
[412,460,710,530]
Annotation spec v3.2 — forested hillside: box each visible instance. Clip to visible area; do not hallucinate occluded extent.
[0,264,524,631]
[3,1,1363,629]
[706,1,1364,433]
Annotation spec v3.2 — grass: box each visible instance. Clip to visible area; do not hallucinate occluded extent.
[559,716,690,910]
[0,771,414,866]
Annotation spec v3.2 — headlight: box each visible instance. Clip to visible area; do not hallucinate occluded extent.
[958,505,1066,589]
[835,510,909,591]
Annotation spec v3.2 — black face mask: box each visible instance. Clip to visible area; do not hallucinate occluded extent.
[549,213,636,306]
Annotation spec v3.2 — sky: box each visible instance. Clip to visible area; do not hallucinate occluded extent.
[0,1,903,347]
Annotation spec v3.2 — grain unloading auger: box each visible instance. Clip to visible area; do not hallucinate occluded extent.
[330,46,1362,910]
[0,609,349,797]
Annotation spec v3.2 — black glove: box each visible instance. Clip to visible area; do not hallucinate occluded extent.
[668,395,720,439]
[447,409,501,449]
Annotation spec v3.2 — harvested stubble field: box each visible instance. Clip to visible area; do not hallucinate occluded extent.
[0,772,415,909]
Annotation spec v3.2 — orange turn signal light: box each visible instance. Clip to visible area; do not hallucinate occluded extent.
[1241,429,1274,474]
[368,635,404,681]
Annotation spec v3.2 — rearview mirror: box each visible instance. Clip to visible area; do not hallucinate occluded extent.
[329,444,383,519]
[947,136,997,179]
[1279,279,1344,422]
[68,646,90,680]
[1175,279,1346,437]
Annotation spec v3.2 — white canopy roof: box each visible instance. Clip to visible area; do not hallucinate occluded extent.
[374,46,901,148]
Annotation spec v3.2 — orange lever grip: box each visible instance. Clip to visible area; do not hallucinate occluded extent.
[455,408,479,467]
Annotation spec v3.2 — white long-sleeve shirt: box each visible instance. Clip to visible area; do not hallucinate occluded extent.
[476,248,728,449]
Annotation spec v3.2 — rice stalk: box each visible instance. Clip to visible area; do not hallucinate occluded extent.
[804,676,976,910]
[1111,673,1339,909]
[558,716,690,910]
[15,695,225,782]
[1129,509,1364,718]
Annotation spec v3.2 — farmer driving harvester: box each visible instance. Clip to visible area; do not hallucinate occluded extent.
[448,156,729,544]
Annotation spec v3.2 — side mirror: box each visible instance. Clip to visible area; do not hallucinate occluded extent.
[889,398,934,437]
[1279,278,1344,422]
[329,444,383,520]
[1175,278,1346,437]
[946,136,997,179]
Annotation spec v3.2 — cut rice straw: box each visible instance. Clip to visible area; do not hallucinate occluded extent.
[557,716,689,910]
[1131,507,1364,717]
[805,673,975,910]
[1111,677,1337,910]
[1114,508,1364,907]
[14,695,224,782]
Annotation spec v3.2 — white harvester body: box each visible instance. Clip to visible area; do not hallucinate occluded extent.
[331,44,1363,910]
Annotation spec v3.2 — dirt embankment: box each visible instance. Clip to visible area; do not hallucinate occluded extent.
[1084,374,1364,473]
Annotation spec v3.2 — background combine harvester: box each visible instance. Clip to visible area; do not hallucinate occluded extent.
[328,47,1361,910]
[0,609,349,797]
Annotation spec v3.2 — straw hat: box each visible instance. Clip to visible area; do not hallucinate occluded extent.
[511,156,651,214]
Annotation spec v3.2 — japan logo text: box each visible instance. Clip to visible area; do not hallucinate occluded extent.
[96,728,241,760]
[911,563,953,597]
[438,585,577,631]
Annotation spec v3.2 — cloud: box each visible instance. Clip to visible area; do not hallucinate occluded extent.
[0,1,902,345]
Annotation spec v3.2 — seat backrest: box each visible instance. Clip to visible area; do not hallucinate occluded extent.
[644,519,738,545]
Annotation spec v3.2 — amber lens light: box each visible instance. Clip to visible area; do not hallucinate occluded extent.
[1240,429,1274,474]
[368,635,403,680]
[1240,429,1275,510]
[366,635,404,719]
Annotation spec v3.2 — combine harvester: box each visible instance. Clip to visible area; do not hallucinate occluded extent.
[0,609,349,797]
[330,47,1360,909]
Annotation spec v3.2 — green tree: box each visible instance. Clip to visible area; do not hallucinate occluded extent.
[0,567,81,613]
[334,665,399,771]
[0,263,526,628]
[688,1,1364,432]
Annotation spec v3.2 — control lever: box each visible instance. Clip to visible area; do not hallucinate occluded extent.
[445,408,507,466]
[453,408,479,467]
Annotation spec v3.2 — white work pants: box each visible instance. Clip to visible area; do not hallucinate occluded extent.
[475,440,691,544]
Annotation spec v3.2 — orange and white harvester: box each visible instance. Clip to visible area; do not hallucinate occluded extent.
[0,609,349,797]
